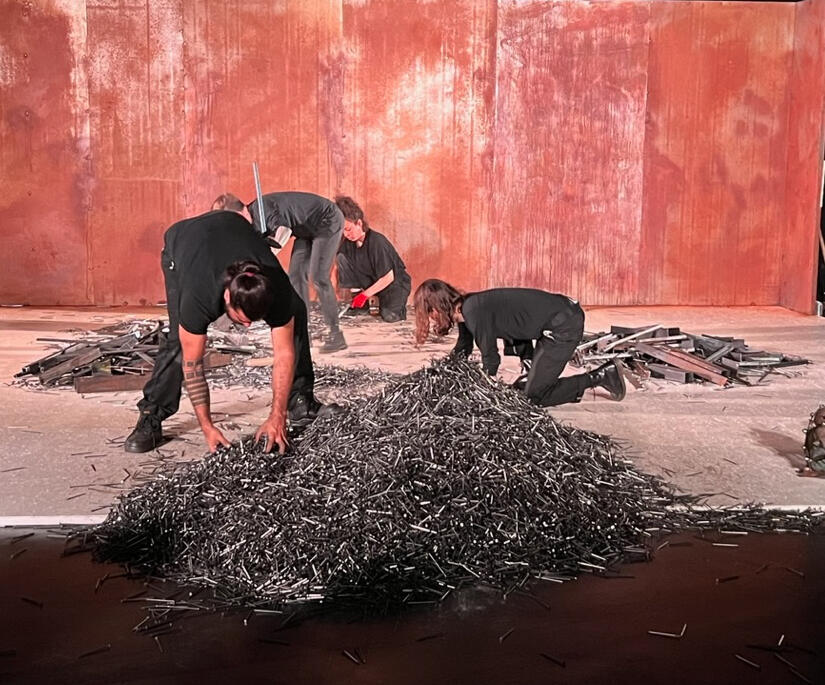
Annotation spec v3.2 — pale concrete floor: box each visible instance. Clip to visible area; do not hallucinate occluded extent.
[1,304,823,517]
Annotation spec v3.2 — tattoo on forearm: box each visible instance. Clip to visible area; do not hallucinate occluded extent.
[183,359,209,408]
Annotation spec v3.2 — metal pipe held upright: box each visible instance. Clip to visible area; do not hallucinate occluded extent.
[252,161,266,235]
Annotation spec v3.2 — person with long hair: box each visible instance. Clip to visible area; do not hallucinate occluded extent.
[413,279,626,407]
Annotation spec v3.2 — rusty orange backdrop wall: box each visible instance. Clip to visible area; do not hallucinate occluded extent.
[1,0,823,310]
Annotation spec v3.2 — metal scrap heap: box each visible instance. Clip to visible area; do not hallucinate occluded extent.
[91,359,821,610]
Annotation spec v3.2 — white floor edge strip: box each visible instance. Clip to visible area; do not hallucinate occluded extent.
[1,505,824,528]
[1,515,107,526]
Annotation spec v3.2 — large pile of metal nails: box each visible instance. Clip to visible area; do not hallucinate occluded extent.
[90,358,823,612]
[574,325,808,386]
[210,358,401,402]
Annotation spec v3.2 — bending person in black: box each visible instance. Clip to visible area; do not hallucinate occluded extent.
[125,209,336,454]
[413,279,626,407]
[213,191,347,353]
[334,195,411,322]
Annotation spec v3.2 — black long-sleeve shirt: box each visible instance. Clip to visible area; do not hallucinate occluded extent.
[452,288,579,375]
[248,192,341,239]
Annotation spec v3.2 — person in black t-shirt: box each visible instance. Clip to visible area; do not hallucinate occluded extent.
[214,191,347,353]
[334,195,411,322]
[124,209,337,455]
[413,279,626,407]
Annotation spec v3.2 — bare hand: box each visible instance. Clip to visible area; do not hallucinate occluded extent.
[203,425,231,453]
[255,416,289,454]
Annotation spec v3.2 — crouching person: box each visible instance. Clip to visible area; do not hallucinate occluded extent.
[334,195,411,322]
[413,279,626,407]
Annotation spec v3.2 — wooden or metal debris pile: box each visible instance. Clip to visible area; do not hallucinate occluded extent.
[91,359,822,611]
[574,325,807,386]
[12,318,399,401]
[12,321,234,393]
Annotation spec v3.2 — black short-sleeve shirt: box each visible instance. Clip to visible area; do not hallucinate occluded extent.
[163,210,297,335]
[337,229,411,290]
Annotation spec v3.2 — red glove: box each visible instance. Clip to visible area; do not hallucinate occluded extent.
[351,292,369,309]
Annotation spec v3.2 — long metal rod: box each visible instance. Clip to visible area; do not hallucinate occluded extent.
[252,161,266,235]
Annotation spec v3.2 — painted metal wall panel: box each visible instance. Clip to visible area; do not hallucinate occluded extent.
[641,3,795,306]
[84,0,184,305]
[0,0,822,310]
[781,0,825,313]
[181,0,341,214]
[491,1,650,303]
[0,1,91,305]
[336,0,496,291]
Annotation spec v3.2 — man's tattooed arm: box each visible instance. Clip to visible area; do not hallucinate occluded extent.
[178,326,229,452]
[183,358,209,410]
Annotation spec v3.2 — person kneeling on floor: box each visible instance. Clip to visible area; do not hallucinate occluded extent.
[413,279,626,407]
[334,195,411,323]
[124,208,340,455]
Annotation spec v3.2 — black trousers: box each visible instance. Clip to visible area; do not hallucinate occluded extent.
[524,303,592,407]
[336,253,410,321]
[138,248,315,422]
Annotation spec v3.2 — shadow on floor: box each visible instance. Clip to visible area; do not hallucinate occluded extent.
[750,427,807,471]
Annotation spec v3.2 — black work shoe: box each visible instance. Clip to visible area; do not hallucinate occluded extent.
[316,402,344,419]
[289,397,344,429]
[320,330,348,353]
[124,413,163,453]
[590,361,627,401]
[381,311,403,323]
[288,395,321,428]
[511,374,529,392]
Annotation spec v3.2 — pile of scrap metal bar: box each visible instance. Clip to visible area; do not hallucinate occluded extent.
[89,358,823,613]
[575,324,808,386]
[13,321,234,393]
[13,319,400,401]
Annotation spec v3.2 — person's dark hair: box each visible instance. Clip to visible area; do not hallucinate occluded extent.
[222,260,274,321]
[334,195,370,231]
[413,279,465,345]
[212,193,246,212]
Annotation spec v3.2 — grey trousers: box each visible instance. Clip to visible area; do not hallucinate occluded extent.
[288,212,343,334]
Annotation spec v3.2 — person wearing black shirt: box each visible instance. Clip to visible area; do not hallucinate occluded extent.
[413,279,626,407]
[334,195,411,322]
[124,209,336,454]
[251,191,347,352]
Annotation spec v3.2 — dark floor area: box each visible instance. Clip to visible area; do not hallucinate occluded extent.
[1,529,823,684]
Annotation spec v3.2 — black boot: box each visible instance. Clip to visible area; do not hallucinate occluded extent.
[320,329,347,353]
[511,357,532,392]
[512,373,529,391]
[288,395,344,429]
[288,395,320,428]
[588,361,627,401]
[124,412,163,453]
